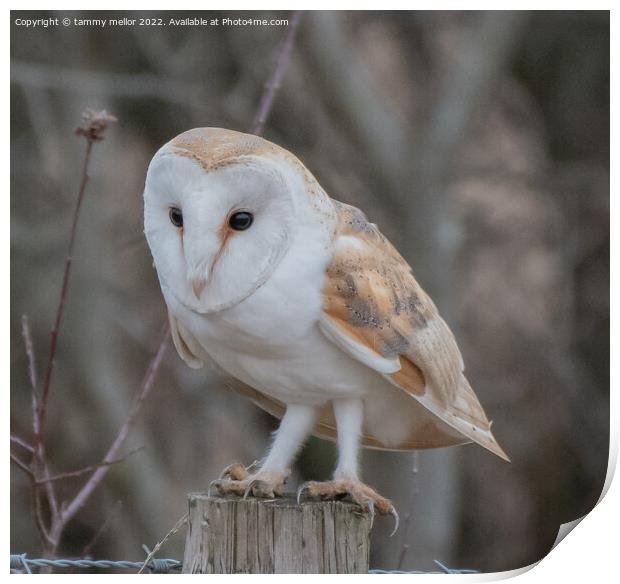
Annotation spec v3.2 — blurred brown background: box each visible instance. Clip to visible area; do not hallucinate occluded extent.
[10,10,609,572]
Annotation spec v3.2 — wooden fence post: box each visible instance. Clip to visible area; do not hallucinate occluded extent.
[182,493,371,574]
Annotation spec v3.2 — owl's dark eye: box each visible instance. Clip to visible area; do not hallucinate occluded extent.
[169,207,183,228]
[229,211,253,231]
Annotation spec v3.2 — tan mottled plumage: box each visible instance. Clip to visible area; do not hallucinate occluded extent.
[169,128,322,195]
[320,202,508,460]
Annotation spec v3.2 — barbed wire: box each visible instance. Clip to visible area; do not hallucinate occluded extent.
[10,554,181,574]
[10,554,477,574]
[370,560,479,574]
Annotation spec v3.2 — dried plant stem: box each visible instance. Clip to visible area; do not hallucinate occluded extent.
[251,10,303,136]
[138,512,188,574]
[21,315,39,397]
[39,140,93,440]
[21,316,42,446]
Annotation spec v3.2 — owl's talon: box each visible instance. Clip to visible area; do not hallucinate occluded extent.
[208,478,221,497]
[243,480,257,500]
[367,499,375,529]
[388,507,400,537]
[296,482,310,504]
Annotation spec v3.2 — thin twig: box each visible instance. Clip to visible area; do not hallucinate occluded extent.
[251,11,303,136]
[21,315,43,464]
[33,460,59,534]
[11,441,57,543]
[38,140,92,437]
[21,314,58,523]
[11,434,35,453]
[11,453,35,478]
[138,513,188,574]
[35,447,144,485]
[21,315,39,396]
[38,111,117,441]
[23,314,60,520]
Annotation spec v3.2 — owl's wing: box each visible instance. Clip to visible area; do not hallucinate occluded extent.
[320,201,509,461]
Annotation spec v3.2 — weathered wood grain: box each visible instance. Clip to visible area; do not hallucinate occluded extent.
[183,493,371,574]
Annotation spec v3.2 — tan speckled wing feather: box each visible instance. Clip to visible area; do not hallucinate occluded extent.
[320,201,509,460]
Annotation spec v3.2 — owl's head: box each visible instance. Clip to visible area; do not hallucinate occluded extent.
[144,128,333,314]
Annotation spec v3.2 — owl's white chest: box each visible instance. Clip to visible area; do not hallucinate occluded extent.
[166,234,378,406]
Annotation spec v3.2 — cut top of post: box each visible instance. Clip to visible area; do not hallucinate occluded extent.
[183,493,371,574]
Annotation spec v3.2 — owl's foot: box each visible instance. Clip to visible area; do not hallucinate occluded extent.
[296,477,399,535]
[210,462,287,499]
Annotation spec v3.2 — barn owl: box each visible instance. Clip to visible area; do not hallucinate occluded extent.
[143,128,509,531]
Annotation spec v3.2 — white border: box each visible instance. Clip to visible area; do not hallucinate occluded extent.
[6,5,614,581]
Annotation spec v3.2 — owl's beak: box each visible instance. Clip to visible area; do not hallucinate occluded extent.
[192,277,207,300]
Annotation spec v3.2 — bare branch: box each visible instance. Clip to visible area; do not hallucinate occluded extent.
[35,446,144,485]
[251,11,304,136]
[10,453,34,478]
[32,463,59,536]
[10,434,35,453]
[21,315,39,396]
[39,111,116,439]
[21,314,42,448]
[11,433,59,532]
[11,455,56,545]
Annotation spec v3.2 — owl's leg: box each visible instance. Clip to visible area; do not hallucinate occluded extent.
[297,398,399,534]
[212,403,315,498]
